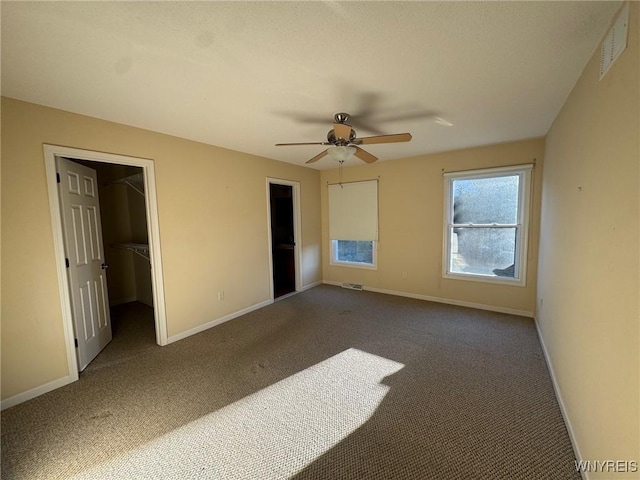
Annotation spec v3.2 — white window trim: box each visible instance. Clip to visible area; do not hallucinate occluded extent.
[330,240,378,270]
[442,164,533,286]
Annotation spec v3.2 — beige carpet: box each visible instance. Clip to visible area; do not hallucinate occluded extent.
[1,286,580,479]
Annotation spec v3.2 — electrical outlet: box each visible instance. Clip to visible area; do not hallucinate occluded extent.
[402,272,408,279]
[218,291,224,301]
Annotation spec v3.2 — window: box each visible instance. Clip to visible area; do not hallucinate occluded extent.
[331,240,376,268]
[443,165,532,285]
[328,180,378,269]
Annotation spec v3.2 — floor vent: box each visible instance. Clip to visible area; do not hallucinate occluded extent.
[342,283,364,291]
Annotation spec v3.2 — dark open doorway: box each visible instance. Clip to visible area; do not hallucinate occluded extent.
[270,183,296,299]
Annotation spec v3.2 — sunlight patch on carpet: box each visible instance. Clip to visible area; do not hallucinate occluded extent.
[71,348,404,479]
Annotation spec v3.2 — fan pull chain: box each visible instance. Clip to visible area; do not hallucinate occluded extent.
[339,160,344,187]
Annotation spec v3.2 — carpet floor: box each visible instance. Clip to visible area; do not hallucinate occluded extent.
[1,286,580,479]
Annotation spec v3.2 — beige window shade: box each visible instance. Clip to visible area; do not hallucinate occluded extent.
[328,180,378,241]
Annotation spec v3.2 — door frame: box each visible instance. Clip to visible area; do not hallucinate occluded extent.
[266,178,302,300]
[44,145,168,383]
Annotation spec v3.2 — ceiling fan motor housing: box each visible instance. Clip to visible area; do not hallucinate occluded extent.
[327,128,356,145]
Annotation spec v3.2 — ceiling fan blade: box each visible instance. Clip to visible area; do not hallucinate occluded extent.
[275,142,329,146]
[306,149,329,164]
[357,133,412,145]
[353,147,377,164]
[333,123,352,141]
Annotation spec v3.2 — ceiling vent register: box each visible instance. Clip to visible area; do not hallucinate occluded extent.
[600,3,629,80]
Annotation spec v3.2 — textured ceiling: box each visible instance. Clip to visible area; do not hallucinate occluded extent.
[1,1,621,169]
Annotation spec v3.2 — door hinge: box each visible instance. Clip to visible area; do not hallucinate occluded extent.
[56,172,61,183]
[65,258,70,268]
[74,338,78,348]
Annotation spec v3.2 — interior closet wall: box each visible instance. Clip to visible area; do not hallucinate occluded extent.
[127,185,153,306]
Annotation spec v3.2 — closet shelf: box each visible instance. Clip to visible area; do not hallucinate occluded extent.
[112,242,150,261]
[112,173,144,196]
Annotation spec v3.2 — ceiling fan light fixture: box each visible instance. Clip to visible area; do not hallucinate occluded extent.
[327,145,356,162]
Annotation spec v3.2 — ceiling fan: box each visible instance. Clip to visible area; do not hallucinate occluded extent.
[275,112,412,164]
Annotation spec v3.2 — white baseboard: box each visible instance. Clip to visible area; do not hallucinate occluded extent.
[301,280,322,291]
[534,317,586,480]
[169,283,322,343]
[322,281,534,318]
[2,291,317,409]
[167,299,274,344]
[1,375,75,411]
[3,295,298,408]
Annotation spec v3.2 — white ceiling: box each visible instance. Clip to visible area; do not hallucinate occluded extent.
[1,1,620,169]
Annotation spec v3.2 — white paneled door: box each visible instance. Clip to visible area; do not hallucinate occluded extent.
[57,157,112,371]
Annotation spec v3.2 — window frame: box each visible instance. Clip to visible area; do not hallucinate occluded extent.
[330,240,377,270]
[442,164,532,286]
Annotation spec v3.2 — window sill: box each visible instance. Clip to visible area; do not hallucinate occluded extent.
[330,260,377,271]
[443,272,526,287]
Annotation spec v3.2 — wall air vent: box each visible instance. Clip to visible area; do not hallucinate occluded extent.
[342,283,364,291]
[600,3,629,80]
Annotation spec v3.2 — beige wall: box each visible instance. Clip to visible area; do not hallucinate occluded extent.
[537,3,639,477]
[321,137,545,315]
[0,98,321,400]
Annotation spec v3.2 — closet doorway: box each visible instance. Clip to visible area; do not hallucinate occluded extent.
[45,145,167,384]
[71,159,154,369]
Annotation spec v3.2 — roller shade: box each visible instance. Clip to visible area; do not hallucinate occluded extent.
[328,180,378,241]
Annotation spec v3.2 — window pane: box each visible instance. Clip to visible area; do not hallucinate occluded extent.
[335,240,373,265]
[453,175,519,224]
[450,227,516,277]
